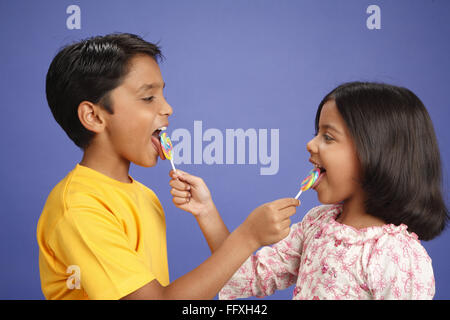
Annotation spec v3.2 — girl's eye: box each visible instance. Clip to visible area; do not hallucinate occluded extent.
[313,132,333,142]
[143,96,154,102]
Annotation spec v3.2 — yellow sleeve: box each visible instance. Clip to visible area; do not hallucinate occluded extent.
[50,205,155,299]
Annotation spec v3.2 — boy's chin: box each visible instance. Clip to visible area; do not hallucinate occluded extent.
[133,155,159,168]
[139,162,157,168]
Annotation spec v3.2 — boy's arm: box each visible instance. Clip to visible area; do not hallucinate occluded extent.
[121,197,299,300]
[121,221,253,299]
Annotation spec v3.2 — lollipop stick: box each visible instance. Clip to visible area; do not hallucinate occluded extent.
[294,190,302,200]
[170,159,177,172]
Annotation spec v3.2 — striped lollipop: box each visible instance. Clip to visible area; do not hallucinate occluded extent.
[160,132,176,172]
[295,167,321,199]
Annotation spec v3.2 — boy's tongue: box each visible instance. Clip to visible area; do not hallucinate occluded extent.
[151,135,166,160]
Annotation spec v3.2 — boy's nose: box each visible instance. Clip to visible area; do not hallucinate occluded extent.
[161,98,173,116]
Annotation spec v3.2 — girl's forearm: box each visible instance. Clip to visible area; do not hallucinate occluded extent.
[195,201,230,253]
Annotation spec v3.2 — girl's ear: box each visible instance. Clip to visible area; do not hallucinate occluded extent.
[77,101,106,133]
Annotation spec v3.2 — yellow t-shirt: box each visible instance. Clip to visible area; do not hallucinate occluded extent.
[36,164,169,299]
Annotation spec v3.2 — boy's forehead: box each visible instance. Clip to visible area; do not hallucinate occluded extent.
[123,55,164,90]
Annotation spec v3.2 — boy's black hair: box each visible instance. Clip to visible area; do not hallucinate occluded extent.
[46,33,163,149]
[315,81,448,241]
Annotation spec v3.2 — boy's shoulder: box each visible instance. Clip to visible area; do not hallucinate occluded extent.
[45,164,110,211]
[40,164,161,222]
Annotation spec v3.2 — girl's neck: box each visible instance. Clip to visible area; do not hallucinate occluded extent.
[338,197,385,230]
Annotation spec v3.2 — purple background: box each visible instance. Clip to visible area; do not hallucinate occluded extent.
[0,0,448,299]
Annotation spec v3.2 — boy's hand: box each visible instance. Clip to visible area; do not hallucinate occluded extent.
[241,198,300,248]
[169,170,214,217]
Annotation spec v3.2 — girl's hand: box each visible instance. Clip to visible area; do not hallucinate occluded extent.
[169,170,214,217]
[241,198,300,248]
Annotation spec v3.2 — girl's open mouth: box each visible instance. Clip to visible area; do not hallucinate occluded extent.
[312,167,326,189]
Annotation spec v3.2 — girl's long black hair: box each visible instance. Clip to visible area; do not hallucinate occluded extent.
[316,82,448,240]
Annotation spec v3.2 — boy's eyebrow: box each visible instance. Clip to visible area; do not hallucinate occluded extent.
[320,123,343,135]
[137,82,166,92]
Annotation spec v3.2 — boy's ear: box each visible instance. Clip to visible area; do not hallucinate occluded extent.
[77,101,106,133]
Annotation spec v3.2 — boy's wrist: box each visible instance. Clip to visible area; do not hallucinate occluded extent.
[233,223,260,253]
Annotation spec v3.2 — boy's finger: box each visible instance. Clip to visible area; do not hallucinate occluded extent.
[272,198,300,210]
[280,218,291,230]
[279,205,297,218]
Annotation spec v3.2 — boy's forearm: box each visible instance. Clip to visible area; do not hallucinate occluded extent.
[195,201,230,252]
[162,223,257,299]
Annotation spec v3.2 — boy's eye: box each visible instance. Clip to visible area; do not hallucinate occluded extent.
[142,96,155,102]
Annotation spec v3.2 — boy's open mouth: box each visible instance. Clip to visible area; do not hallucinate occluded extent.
[151,126,167,160]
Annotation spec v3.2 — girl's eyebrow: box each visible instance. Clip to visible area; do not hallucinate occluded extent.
[320,123,343,135]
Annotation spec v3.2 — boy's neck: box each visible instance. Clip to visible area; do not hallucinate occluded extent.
[79,144,132,184]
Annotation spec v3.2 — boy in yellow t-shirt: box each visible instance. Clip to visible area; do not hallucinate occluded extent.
[37,33,299,300]
[37,164,170,299]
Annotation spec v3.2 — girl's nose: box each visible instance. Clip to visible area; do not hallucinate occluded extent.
[306,136,318,154]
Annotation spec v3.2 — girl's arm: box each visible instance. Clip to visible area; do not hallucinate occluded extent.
[121,192,299,299]
[168,170,303,300]
[366,235,435,300]
[169,170,230,252]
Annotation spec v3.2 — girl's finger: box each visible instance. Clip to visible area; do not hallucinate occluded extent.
[169,169,188,179]
[169,179,191,191]
[170,188,191,198]
[172,196,190,205]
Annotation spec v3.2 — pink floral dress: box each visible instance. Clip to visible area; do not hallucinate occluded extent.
[219,204,435,300]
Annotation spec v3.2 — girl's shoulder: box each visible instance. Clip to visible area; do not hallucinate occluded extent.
[301,203,342,226]
[300,204,425,248]
[369,224,431,263]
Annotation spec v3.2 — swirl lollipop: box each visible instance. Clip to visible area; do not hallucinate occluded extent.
[160,132,176,172]
[294,167,321,199]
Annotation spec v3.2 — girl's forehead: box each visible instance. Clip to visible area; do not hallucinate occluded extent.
[318,101,350,137]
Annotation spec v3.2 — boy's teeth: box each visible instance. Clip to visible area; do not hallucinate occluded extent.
[158,126,167,131]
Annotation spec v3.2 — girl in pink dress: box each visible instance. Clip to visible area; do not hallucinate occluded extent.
[169,82,448,300]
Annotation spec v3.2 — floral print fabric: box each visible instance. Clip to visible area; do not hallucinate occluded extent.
[219,205,434,300]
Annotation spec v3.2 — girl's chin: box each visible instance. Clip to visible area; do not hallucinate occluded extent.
[315,189,336,204]
[316,191,345,205]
